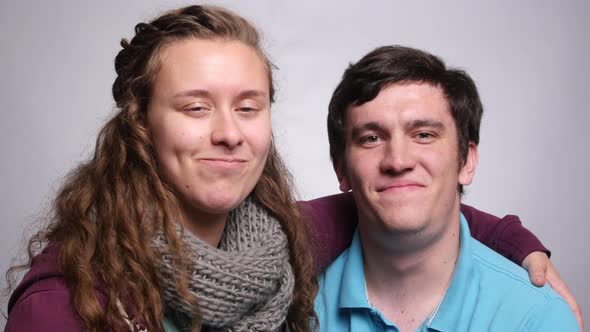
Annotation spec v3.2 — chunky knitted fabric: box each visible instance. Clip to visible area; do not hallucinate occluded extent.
[153,198,294,331]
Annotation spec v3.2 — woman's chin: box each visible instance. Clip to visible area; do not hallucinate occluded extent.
[203,199,243,214]
[183,193,249,218]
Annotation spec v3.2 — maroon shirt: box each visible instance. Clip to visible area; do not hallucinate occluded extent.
[6,193,548,331]
[301,193,548,271]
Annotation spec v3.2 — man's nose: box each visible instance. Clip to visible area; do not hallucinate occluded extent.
[380,138,416,174]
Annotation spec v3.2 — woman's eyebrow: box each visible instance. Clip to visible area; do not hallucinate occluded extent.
[236,90,268,100]
[173,89,212,99]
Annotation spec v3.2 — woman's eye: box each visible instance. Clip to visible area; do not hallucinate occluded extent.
[184,104,209,112]
[238,107,256,113]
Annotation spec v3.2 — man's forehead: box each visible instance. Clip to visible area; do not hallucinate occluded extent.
[344,82,451,127]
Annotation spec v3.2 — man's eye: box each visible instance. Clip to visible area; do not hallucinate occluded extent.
[360,135,381,145]
[415,132,436,142]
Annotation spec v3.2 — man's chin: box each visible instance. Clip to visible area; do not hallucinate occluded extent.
[373,208,430,234]
[381,221,428,235]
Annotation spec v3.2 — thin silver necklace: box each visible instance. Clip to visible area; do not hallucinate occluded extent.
[425,258,457,328]
[364,263,455,329]
[425,282,450,327]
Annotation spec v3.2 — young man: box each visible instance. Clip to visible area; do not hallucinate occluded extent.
[315,45,579,331]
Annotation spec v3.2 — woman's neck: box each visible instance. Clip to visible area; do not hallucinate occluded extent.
[180,203,228,247]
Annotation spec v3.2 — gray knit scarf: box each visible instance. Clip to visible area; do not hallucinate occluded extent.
[153,198,294,331]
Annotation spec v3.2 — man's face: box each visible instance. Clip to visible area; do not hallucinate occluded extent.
[336,82,477,238]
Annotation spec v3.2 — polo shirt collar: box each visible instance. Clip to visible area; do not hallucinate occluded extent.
[336,214,478,332]
[338,228,372,309]
[427,214,478,331]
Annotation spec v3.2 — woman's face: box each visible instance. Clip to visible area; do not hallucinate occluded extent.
[148,38,272,226]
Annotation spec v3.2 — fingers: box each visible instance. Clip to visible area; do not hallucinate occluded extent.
[522,251,549,287]
[520,252,584,330]
[545,262,585,332]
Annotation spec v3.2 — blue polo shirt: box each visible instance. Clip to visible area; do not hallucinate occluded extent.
[315,214,579,331]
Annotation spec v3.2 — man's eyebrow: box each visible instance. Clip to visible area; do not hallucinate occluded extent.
[350,122,385,138]
[406,119,445,131]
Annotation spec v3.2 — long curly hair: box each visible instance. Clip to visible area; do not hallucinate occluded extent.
[6,5,318,332]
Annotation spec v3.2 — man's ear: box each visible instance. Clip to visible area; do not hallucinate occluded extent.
[459,142,479,186]
[333,159,352,192]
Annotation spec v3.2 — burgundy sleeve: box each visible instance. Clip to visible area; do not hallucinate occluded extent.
[299,193,358,272]
[300,193,551,272]
[461,203,550,264]
[5,288,84,332]
[5,243,99,332]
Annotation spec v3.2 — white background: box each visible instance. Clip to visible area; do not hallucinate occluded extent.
[1,0,588,327]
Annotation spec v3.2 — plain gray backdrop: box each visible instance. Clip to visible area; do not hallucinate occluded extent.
[1,0,588,327]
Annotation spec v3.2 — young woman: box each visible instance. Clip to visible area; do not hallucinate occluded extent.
[5,4,579,332]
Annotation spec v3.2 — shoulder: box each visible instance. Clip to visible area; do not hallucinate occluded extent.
[6,243,83,331]
[315,246,351,309]
[8,242,67,312]
[299,193,358,270]
[318,246,351,283]
[298,192,357,229]
[472,238,557,300]
[470,239,579,330]
[5,287,83,332]
[521,298,580,331]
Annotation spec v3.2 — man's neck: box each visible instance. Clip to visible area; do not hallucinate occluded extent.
[360,211,461,332]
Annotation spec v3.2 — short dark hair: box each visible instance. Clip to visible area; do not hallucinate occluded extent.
[328,45,483,177]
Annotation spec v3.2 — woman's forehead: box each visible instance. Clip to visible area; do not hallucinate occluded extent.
[153,38,270,97]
